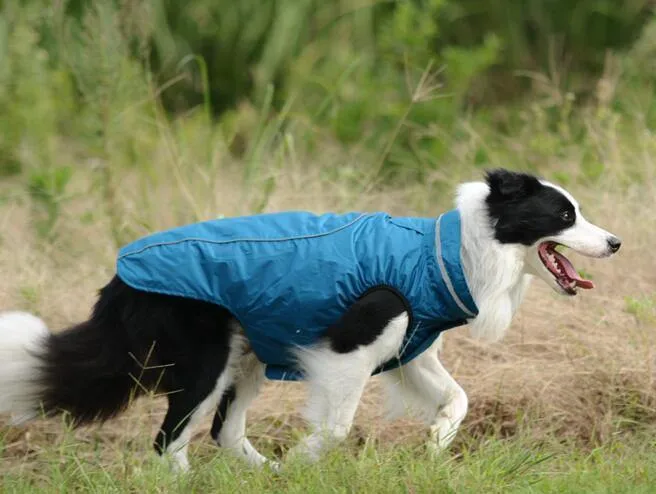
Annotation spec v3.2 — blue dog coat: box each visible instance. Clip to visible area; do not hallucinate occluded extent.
[116,210,478,381]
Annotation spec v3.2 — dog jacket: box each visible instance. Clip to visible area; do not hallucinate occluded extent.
[116,210,478,381]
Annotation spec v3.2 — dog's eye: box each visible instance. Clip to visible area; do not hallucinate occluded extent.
[560,210,573,222]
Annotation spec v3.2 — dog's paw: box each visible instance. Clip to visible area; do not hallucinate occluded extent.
[426,419,459,456]
[425,438,446,459]
[159,449,191,474]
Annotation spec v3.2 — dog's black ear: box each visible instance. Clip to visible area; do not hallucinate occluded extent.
[485,169,541,201]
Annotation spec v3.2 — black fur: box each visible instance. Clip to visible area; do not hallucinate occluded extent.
[36,276,237,454]
[485,169,577,245]
[211,384,236,444]
[323,286,410,354]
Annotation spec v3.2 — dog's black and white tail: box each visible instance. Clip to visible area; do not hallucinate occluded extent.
[0,280,157,426]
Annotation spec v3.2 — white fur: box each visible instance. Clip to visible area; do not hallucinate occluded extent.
[383,336,467,451]
[288,313,409,462]
[0,311,49,424]
[216,353,273,468]
[456,182,531,342]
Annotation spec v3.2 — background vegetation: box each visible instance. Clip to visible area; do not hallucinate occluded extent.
[1,0,656,491]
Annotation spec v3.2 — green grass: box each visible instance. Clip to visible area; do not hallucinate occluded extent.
[2,431,656,493]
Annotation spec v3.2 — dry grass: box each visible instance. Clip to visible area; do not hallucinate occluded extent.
[0,125,655,474]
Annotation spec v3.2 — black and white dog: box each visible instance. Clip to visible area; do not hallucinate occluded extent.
[0,169,621,471]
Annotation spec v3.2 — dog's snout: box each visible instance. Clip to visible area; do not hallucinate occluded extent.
[607,236,621,253]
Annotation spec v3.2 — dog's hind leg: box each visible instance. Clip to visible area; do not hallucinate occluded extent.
[382,336,467,452]
[288,288,409,463]
[210,352,273,468]
[154,331,245,472]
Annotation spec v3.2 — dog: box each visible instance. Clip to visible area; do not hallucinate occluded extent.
[0,169,621,471]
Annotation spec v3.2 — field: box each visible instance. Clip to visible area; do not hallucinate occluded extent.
[1,117,655,492]
[2,1,656,492]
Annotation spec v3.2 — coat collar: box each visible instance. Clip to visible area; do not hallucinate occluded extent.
[433,209,478,319]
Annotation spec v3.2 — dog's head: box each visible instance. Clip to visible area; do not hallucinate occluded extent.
[484,169,621,296]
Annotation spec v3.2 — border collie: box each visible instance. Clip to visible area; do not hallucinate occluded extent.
[0,169,621,471]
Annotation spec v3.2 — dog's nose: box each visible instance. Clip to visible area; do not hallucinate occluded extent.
[607,236,621,253]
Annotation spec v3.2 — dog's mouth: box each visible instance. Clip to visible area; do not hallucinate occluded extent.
[538,242,594,295]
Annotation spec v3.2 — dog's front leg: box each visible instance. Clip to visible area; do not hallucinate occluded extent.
[288,289,410,463]
[383,337,468,453]
[287,355,371,463]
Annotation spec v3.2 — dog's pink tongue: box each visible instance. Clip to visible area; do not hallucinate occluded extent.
[553,250,595,289]
[573,276,594,289]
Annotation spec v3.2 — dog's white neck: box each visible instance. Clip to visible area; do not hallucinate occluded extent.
[454,182,532,342]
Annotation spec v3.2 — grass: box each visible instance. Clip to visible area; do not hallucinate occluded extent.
[2,426,656,493]
[0,123,654,490]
